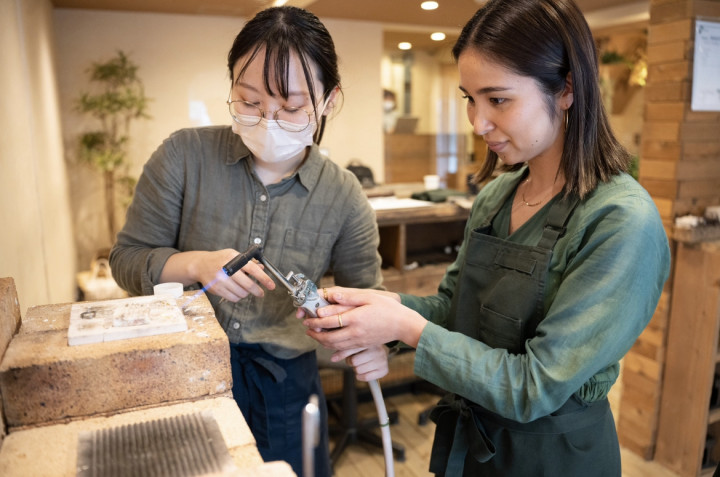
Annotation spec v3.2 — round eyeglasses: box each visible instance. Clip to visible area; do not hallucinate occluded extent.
[227,99,314,132]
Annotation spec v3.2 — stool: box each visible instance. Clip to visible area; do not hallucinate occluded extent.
[317,349,406,469]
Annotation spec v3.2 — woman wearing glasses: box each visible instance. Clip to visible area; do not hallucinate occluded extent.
[109,7,382,476]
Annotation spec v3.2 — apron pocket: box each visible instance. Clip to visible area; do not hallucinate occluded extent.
[477,305,525,353]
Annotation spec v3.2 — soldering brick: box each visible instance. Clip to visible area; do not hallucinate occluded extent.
[0,292,231,429]
[0,277,21,360]
[0,277,22,445]
[0,396,297,477]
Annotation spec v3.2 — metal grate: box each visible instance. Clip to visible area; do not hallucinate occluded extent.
[76,411,238,477]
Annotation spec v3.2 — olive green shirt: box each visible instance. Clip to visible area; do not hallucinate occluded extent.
[402,169,671,423]
[110,126,382,359]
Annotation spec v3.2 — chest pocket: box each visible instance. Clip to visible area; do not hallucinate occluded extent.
[453,232,549,354]
[280,228,335,282]
[450,195,580,354]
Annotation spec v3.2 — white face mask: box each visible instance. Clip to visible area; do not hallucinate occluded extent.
[232,117,317,164]
[231,97,330,164]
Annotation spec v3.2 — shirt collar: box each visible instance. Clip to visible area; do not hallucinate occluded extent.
[225,129,251,165]
[294,144,325,191]
[224,128,325,192]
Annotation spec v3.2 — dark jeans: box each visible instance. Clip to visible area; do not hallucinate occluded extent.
[230,343,331,477]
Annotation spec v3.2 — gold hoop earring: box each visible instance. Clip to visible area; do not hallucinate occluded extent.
[564,110,569,131]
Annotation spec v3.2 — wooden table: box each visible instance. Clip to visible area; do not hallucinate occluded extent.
[375,201,470,271]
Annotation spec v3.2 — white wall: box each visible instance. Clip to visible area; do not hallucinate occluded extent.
[323,20,384,168]
[52,9,384,270]
[0,0,77,310]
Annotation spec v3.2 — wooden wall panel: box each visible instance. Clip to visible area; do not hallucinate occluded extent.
[629,0,720,468]
[655,243,720,475]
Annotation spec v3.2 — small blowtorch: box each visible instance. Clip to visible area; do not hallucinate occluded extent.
[221,244,396,476]
[221,244,330,318]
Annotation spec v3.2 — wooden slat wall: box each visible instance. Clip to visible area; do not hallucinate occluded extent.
[384,134,436,184]
[383,133,470,188]
[655,243,720,476]
[617,0,720,464]
[617,289,672,459]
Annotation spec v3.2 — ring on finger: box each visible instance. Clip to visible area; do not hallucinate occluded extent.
[323,288,329,301]
[337,313,344,328]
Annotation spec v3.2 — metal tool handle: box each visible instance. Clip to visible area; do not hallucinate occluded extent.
[222,244,262,277]
[223,244,330,319]
[302,394,320,477]
[259,257,296,293]
[259,257,330,317]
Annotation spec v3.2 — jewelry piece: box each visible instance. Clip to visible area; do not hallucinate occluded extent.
[323,288,329,301]
[519,177,545,207]
[521,191,543,207]
[337,314,344,328]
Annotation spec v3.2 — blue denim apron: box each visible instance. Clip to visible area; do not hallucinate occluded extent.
[428,188,621,476]
[230,343,331,477]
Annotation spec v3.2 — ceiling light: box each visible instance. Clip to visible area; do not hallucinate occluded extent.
[431,32,446,41]
[421,1,439,11]
[398,42,412,50]
[273,0,288,5]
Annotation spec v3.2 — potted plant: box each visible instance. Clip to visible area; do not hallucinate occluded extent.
[75,50,151,245]
[73,51,150,300]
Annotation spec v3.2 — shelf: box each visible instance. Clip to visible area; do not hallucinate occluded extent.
[673,225,720,244]
[375,201,469,227]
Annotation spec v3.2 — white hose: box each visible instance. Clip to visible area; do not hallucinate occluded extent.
[368,379,395,477]
[302,395,320,477]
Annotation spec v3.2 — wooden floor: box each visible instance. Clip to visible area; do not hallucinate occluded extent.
[329,391,680,477]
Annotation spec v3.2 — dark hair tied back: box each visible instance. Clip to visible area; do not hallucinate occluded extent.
[227,6,341,144]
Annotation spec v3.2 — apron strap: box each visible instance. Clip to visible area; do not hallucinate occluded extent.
[536,195,580,251]
[428,394,496,476]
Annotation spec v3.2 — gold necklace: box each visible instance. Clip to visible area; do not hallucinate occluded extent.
[519,177,548,207]
[521,191,543,207]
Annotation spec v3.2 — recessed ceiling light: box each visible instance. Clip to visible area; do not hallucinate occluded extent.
[398,42,413,50]
[421,1,439,11]
[431,32,446,41]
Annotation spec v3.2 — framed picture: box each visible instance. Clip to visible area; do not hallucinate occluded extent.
[691,18,720,111]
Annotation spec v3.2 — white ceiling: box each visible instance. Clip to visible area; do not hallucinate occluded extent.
[50,0,645,24]
[50,0,650,52]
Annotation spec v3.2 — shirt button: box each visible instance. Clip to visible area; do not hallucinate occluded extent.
[253,237,262,245]
[259,194,267,202]
[232,322,240,330]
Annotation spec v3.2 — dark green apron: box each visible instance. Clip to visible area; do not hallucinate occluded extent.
[429,188,621,476]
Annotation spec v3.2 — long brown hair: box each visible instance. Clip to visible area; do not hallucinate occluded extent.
[453,0,630,198]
